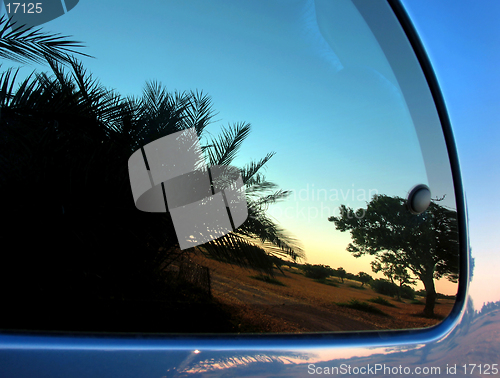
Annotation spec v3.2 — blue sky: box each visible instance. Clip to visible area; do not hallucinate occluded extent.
[402,0,500,307]
[3,0,496,301]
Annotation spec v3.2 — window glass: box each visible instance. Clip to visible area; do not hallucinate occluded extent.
[0,0,459,333]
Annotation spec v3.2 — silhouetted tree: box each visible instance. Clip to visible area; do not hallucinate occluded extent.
[357,272,372,287]
[336,267,347,283]
[329,194,459,317]
[302,264,334,280]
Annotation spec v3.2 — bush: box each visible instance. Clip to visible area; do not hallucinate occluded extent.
[401,285,415,300]
[367,296,397,308]
[371,279,398,297]
[370,279,415,300]
[302,264,334,280]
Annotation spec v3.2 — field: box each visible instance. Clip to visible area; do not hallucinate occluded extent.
[190,252,455,333]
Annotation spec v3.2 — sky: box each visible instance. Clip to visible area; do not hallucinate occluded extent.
[2,0,495,301]
[400,0,500,308]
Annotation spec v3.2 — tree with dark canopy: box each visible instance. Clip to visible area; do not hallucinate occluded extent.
[302,264,335,280]
[336,267,347,283]
[357,272,373,288]
[329,194,459,317]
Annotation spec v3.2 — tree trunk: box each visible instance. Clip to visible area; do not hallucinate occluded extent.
[422,275,436,317]
[390,277,400,301]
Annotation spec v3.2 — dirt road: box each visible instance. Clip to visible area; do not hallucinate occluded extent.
[189,253,454,333]
[210,269,377,332]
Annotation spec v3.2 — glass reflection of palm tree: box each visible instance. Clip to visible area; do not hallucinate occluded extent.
[0,58,302,331]
[125,80,303,272]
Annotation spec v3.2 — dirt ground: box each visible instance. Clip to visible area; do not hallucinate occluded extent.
[190,252,455,333]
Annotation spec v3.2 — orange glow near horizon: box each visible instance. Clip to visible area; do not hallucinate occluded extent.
[286,228,458,296]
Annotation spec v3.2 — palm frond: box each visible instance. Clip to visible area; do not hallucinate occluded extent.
[256,239,305,263]
[140,81,174,116]
[203,189,305,273]
[66,58,127,133]
[203,233,275,274]
[248,189,291,210]
[206,122,251,167]
[237,206,304,262]
[0,67,19,107]
[240,152,275,185]
[204,219,304,275]
[0,15,91,64]
[132,81,193,146]
[0,66,46,110]
[183,90,218,136]
[245,180,279,197]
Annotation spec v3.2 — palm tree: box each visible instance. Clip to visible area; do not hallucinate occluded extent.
[0,58,302,322]
[0,15,90,65]
[0,0,303,279]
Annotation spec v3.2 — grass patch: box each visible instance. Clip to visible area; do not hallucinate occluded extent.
[336,299,388,316]
[249,275,286,286]
[367,296,397,308]
[349,284,365,290]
